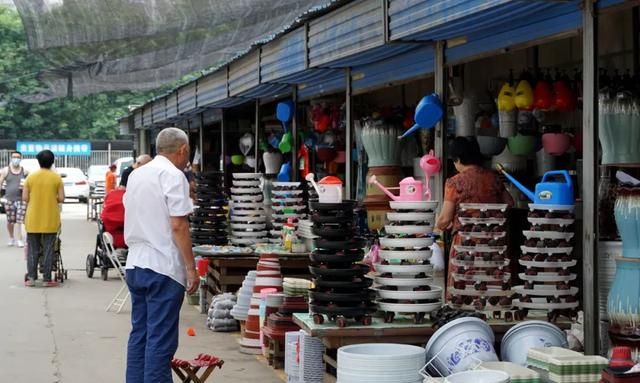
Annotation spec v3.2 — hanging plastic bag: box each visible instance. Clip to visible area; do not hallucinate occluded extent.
[430,242,444,271]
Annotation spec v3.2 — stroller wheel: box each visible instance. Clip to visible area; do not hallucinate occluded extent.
[101,267,108,281]
[86,254,95,278]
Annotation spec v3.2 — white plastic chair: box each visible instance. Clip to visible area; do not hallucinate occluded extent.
[103,232,130,313]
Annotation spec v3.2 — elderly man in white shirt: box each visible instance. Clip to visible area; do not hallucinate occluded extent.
[123,127,198,383]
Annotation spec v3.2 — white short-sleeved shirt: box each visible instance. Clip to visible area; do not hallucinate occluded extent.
[124,155,193,286]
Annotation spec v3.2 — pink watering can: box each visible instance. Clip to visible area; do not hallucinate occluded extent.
[368,176,424,202]
[419,150,441,200]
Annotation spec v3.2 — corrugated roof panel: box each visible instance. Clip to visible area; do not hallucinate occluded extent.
[236,83,292,99]
[229,50,260,96]
[197,69,227,107]
[166,93,178,119]
[178,82,197,115]
[447,9,581,64]
[298,70,345,100]
[389,0,510,41]
[208,98,253,108]
[133,109,143,130]
[351,46,434,93]
[152,97,166,124]
[308,0,384,68]
[261,27,306,83]
[277,68,343,84]
[597,0,627,10]
[325,43,416,68]
[143,105,153,127]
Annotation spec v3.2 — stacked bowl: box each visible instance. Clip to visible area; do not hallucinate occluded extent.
[338,343,425,383]
[230,173,267,246]
[231,270,257,327]
[514,204,578,319]
[375,200,442,323]
[269,182,307,243]
[191,172,228,246]
[240,254,282,354]
[308,201,375,327]
[296,219,318,252]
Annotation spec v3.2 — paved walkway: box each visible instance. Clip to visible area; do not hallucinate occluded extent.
[0,203,282,383]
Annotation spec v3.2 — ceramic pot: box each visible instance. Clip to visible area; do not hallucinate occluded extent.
[263,151,283,174]
[614,189,640,259]
[361,120,402,167]
[535,148,556,177]
[498,110,517,138]
[492,146,526,174]
[542,133,571,156]
[453,91,479,137]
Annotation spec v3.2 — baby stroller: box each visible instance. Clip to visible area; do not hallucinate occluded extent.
[24,230,68,284]
[86,189,127,280]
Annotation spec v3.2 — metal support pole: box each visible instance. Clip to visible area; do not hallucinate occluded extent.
[220,109,225,172]
[107,142,112,165]
[582,0,599,355]
[434,41,446,204]
[199,112,205,172]
[291,86,299,181]
[345,68,353,200]
[255,99,260,171]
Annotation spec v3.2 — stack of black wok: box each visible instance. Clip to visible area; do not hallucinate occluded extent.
[190,172,228,246]
[308,201,375,327]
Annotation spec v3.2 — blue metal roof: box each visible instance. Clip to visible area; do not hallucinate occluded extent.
[277,68,343,85]
[152,98,166,123]
[351,45,434,93]
[447,5,581,64]
[597,0,627,10]
[298,70,345,101]
[261,27,306,83]
[166,93,178,119]
[308,0,385,67]
[207,98,253,108]
[235,83,292,99]
[389,0,580,42]
[177,82,197,115]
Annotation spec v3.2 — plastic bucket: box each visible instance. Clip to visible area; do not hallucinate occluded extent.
[424,317,498,376]
[500,320,567,366]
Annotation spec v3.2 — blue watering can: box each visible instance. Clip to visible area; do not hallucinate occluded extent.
[399,93,444,139]
[277,100,294,153]
[496,164,574,205]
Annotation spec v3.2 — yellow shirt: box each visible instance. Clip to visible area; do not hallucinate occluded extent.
[24,169,62,233]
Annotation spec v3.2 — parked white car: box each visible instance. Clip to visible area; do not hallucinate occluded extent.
[114,157,134,184]
[57,167,90,203]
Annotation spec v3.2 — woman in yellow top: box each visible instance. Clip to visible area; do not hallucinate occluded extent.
[22,150,65,287]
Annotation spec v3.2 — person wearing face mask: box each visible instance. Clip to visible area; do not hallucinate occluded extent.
[123,127,197,383]
[0,151,28,247]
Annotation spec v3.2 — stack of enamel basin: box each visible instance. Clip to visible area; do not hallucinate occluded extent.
[514,204,578,319]
[269,182,307,244]
[239,254,282,354]
[449,203,514,316]
[375,200,442,323]
[308,201,375,327]
[229,173,267,246]
[191,172,227,246]
[338,343,425,383]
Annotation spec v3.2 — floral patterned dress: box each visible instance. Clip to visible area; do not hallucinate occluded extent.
[444,166,510,299]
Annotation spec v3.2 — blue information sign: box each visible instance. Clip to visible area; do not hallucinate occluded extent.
[16,141,92,156]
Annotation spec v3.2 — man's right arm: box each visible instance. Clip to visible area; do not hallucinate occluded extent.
[170,216,198,294]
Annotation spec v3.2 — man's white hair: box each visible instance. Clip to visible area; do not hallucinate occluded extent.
[156,127,188,154]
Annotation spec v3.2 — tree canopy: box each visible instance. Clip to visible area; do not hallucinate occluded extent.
[0,6,161,140]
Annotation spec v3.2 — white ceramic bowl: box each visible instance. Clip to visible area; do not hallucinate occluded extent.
[230,187,262,195]
[379,249,432,262]
[380,237,433,249]
[445,370,510,383]
[377,301,441,314]
[233,173,263,180]
[500,320,568,366]
[389,201,439,211]
[387,212,436,222]
[375,286,442,300]
[385,225,433,236]
[233,180,261,187]
[375,263,433,275]
[375,276,433,287]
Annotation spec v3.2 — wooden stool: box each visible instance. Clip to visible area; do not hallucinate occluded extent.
[171,354,224,383]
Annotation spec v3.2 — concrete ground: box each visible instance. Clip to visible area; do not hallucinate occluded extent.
[0,202,283,383]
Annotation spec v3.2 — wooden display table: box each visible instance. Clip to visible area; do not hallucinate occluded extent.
[201,253,311,297]
[293,313,572,382]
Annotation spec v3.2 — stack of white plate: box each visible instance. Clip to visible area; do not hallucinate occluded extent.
[285,331,301,382]
[270,182,307,243]
[338,343,425,383]
[299,330,325,383]
[296,220,318,252]
[230,173,267,246]
[375,200,441,322]
[231,270,257,320]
